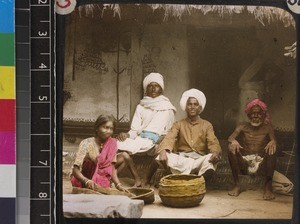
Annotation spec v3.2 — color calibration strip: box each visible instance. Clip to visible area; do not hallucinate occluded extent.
[0,1,16,224]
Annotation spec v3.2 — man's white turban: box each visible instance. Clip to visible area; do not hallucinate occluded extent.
[180,88,206,113]
[143,73,164,92]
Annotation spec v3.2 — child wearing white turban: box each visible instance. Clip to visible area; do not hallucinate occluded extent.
[143,73,164,93]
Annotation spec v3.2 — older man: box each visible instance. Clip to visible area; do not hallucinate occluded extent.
[116,72,176,187]
[228,98,277,200]
[156,88,221,181]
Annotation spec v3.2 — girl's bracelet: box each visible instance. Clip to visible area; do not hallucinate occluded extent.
[83,178,90,185]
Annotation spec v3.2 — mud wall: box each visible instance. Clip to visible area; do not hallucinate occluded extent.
[63,7,296,139]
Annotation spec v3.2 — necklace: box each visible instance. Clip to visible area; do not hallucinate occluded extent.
[99,143,104,153]
[100,143,104,149]
[95,137,104,152]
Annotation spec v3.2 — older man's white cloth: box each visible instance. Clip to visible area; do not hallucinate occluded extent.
[117,95,176,155]
[180,88,206,112]
[242,154,264,174]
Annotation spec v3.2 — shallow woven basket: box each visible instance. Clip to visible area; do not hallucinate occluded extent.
[158,174,206,207]
[127,187,155,204]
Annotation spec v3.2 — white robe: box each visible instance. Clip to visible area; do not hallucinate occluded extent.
[117,96,175,155]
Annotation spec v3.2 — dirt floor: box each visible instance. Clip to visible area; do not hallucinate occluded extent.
[142,190,293,219]
[63,177,293,219]
[62,138,294,220]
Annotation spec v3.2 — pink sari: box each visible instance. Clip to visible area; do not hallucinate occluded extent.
[71,137,117,188]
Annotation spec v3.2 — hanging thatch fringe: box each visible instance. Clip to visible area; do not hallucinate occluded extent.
[78,4,295,28]
[284,42,296,59]
[78,4,122,19]
[78,4,95,17]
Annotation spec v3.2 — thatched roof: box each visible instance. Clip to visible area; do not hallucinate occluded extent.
[76,3,296,58]
[77,4,295,28]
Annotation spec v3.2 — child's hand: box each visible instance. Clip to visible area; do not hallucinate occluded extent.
[229,140,243,154]
[264,140,276,155]
[116,132,129,142]
[116,183,127,192]
[159,149,169,170]
[85,179,95,190]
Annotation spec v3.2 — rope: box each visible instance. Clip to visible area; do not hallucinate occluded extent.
[284,141,295,177]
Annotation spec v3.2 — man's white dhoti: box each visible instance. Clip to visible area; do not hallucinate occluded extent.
[117,136,155,155]
[156,152,216,176]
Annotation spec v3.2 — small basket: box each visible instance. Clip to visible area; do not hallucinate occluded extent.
[158,174,206,207]
[127,187,155,204]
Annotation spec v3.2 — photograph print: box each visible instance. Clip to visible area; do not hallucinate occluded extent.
[58,2,297,220]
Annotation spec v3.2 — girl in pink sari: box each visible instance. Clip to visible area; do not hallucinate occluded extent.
[71,115,126,191]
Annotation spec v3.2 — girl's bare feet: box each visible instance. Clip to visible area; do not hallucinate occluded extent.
[141,178,151,188]
[133,178,142,187]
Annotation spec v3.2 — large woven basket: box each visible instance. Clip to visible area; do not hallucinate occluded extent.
[127,187,155,204]
[158,174,206,207]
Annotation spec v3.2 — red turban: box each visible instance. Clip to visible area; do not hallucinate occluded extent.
[244,98,270,124]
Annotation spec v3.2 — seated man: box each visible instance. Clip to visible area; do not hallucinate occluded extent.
[156,88,221,182]
[227,98,277,200]
[116,72,176,187]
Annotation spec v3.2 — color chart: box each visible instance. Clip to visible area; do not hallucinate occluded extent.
[0,0,16,224]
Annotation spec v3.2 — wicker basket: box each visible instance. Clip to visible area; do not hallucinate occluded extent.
[158,174,206,207]
[127,187,155,204]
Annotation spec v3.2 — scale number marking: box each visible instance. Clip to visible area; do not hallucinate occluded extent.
[287,0,300,13]
[38,0,48,4]
[39,192,48,198]
[39,160,48,166]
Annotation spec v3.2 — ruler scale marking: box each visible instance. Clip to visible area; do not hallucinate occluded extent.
[15,1,31,223]
[30,1,53,223]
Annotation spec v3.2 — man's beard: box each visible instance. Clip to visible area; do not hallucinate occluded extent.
[250,120,263,127]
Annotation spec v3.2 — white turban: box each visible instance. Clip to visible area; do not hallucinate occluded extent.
[143,73,164,92]
[180,88,206,113]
